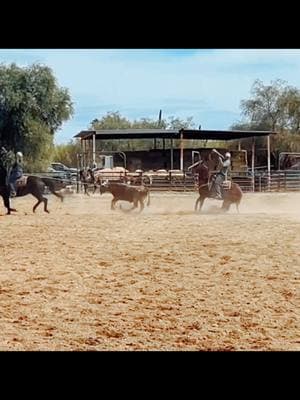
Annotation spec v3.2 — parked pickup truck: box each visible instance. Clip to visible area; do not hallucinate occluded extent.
[47,162,77,182]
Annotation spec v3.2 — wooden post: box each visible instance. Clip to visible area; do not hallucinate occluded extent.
[76,148,82,194]
[170,138,174,170]
[82,140,86,168]
[180,131,184,171]
[267,135,271,191]
[251,137,255,192]
[80,138,84,167]
[92,133,96,167]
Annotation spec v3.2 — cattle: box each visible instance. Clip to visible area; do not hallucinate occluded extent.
[100,182,150,212]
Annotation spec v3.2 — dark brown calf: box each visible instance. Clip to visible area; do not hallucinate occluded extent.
[100,182,150,212]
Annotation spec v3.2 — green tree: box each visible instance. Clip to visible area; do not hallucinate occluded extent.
[0,63,73,171]
[52,140,82,167]
[231,79,300,154]
[240,79,287,131]
[89,111,195,151]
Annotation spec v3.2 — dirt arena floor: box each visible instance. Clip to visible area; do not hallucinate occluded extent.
[0,190,299,351]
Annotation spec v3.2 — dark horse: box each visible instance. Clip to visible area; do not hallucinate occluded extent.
[193,161,243,213]
[0,166,65,214]
[79,168,129,195]
[79,168,95,195]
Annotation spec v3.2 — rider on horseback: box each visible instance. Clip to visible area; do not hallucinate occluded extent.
[8,151,23,197]
[211,149,231,200]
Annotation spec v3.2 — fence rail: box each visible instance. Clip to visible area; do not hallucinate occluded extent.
[65,169,300,193]
[147,170,300,192]
[255,171,300,192]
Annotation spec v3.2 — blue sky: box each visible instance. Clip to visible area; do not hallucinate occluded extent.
[1,49,300,144]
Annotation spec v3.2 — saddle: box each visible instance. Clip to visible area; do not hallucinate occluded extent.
[208,176,232,200]
[222,180,232,190]
[15,176,28,188]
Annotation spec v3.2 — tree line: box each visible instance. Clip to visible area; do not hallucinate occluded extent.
[1,63,300,170]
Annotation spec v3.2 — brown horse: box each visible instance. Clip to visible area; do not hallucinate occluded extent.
[0,166,65,214]
[192,161,243,213]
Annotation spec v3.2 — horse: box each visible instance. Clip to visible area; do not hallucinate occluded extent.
[79,168,95,195]
[192,161,243,213]
[80,168,135,195]
[0,164,12,214]
[0,166,65,214]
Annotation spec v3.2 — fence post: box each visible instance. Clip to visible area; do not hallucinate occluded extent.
[284,171,287,192]
[259,174,261,192]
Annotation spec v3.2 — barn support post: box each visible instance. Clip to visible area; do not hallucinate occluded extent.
[251,137,255,192]
[180,131,184,171]
[88,138,91,166]
[92,133,96,167]
[238,140,241,151]
[84,139,88,168]
[267,134,271,191]
[87,139,90,167]
[76,153,81,193]
[80,140,83,163]
[82,140,86,168]
[170,138,174,170]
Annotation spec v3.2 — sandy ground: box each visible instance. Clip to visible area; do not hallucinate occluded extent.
[0,190,299,351]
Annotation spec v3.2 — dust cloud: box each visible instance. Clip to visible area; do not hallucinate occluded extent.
[0,191,299,350]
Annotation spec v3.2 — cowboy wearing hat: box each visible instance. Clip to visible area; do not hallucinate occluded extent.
[211,149,231,200]
[8,151,23,197]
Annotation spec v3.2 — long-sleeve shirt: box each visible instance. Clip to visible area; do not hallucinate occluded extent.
[218,157,231,176]
[9,161,23,181]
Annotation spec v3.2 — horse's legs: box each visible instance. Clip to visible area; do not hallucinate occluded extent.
[81,182,88,195]
[33,199,42,213]
[3,194,10,214]
[195,196,200,211]
[138,199,144,213]
[51,190,64,202]
[6,198,17,214]
[111,198,117,210]
[5,197,11,214]
[236,201,240,213]
[221,200,231,212]
[199,197,205,212]
[195,195,205,212]
[43,197,49,213]
[33,195,49,213]
[1,189,17,214]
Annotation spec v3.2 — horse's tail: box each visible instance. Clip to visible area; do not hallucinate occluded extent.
[41,178,64,202]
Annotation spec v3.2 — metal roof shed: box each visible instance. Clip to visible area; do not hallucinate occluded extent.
[74,128,276,179]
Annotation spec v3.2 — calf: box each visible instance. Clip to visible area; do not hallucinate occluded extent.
[100,182,150,212]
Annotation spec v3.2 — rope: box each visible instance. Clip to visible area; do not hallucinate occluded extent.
[25,173,77,184]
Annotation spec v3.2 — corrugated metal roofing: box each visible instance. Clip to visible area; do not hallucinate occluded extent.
[74,128,275,141]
